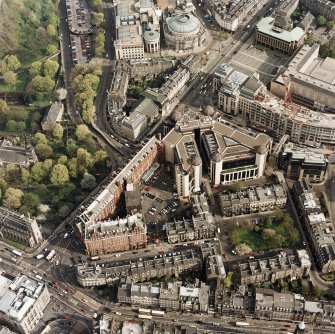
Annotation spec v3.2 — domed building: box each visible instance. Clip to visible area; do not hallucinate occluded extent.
[164,13,206,51]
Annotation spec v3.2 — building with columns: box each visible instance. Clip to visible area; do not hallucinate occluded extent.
[162,109,272,195]
[255,17,305,55]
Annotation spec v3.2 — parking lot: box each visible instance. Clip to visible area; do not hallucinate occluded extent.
[65,0,93,65]
[231,46,289,84]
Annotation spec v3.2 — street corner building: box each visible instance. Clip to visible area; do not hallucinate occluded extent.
[0,273,50,334]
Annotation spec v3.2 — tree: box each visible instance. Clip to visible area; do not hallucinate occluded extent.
[43,60,59,78]
[5,163,20,182]
[0,59,7,75]
[22,193,41,213]
[52,123,63,140]
[31,75,54,92]
[235,243,252,256]
[35,143,53,160]
[6,120,17,132]
[317,15,327,27]
[3,71,16,87]
[58,203,71,218]
[31,162,48,182]
[57,155,68,165]
[50,164,69,186]
[77,148,93,174]
[274,208,284,222]
[21,169,30,184]
[4,55,21,71]
[94,149,108,165]
[46,44,58,55]
[67,158,78,178]
[0,99,8,112]
[17,121,26,132]
[81,173,96,190]
[229,181,243,193]
[29,61,42,77]
[75,124,90,141]
[33,132,48,145]
[326,20,335,29]
[223,272,233,290]
[3,188,23,209]
[262,228,277,240]
[46,24,56,36]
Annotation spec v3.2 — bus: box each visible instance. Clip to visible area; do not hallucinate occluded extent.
[152,310,165,317]
[12,249,22,257]
[36,254,44,260]
[46,250,56,262]
[138,308,151,314]
[90,256,100,261]
[138,314,152,320]
[35,275,43,280]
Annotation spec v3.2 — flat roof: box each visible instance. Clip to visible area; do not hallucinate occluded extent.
[256,17,305,43]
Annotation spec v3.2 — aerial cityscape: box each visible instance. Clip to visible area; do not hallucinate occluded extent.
[0,0,335,333]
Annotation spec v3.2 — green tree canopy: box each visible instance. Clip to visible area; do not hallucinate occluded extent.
[3,188,23,209]
[50,164,69,186]
[3,71,16,87]
[46,44,58,55]
[52,123,64,140]
[35,143,53,160]
[33,132,48,145]
[317,15,327,26]
[80,173,97,190]
[31,75,54,92]
[29,61,43,77]
[4,55,21,71]
[43,59,59,78]
[75,124,90,141]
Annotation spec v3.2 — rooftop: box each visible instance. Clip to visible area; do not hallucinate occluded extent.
[256,17,305,43]
[0,273,46,322]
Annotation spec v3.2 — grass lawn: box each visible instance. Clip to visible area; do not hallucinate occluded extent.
[1,237,27,251]
[233,221,296,251]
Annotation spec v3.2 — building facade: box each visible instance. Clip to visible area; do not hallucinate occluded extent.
[163,109,271,195]
[74,137,158,228]
[117,280,210,313]
[235,250,311,285]
[76,248,203,287]
[270,44,335,113]
[206,0,259,32]
[76,214,147,256]
[0,273,50,334]
[114,0,161,60]
[278,143,328,182]
[219,184,287,216]
[0,207,43,248]
[292,179,335,273]
[215,62,335,146]
[165,214,215,244]
[107,63,129,113]
[255,17,305,55]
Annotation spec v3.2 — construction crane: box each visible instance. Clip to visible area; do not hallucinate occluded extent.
[281,74,292,105]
